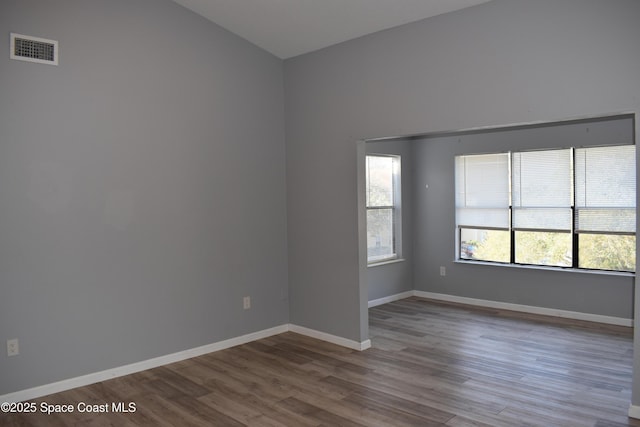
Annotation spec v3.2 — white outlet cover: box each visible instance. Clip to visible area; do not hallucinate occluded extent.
[7,338,19,356]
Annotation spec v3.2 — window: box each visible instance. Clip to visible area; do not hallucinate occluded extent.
[455,145,636,272]
[366,155,401,263]
[456,153,510,263]
[512,149,573,267]
[575,145,636,271]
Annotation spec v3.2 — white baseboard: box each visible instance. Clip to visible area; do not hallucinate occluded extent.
[0,322,373,403]
[629,404,640,419]
[3,291,629,403]
[0,324,288,404]
[288,324,371,351]
[413,291,633,327]
[368,290,413,308]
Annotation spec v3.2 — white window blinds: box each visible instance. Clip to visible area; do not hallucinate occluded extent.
[575,145,636,234]
[455,153,510,229]
[512,149,572,231]
[366,156,394,208]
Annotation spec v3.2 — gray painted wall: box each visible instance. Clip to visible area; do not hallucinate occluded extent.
[0,0,288,395]
[413,116,634,317]
[285,0,639,364]
[365,139,414,302]
[3,0,640,408]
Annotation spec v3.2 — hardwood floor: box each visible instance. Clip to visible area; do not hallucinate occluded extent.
[2,297,638,426]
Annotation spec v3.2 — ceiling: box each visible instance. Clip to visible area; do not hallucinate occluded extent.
[171,0,493,59]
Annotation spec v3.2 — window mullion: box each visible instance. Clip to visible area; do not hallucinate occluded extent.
[510,211,515,264]
[571,147,578,269]
[509,151,515,264]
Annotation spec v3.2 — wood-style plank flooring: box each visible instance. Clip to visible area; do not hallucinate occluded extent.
[2,297,638,426]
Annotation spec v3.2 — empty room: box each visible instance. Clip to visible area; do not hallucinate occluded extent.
[1,0,639,425]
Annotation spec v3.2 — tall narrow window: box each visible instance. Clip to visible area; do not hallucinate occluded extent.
[575,145,636,271]
[366,155,401,263]
[456,153,510,263]
[512,149,573,267]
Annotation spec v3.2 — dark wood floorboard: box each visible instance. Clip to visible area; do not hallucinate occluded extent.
[2,297,638,426]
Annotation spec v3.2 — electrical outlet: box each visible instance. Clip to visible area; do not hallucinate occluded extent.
[440,266,446,276]
[7,338,19,356]
[243,296,251,310]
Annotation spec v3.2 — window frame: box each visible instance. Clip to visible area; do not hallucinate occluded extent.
[366,154,402,265]
[455,145,636,273]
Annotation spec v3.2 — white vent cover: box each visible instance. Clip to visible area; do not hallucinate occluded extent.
[10,33,58,65]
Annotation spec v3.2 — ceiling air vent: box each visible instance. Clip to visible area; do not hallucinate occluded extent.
[10,33,58,65]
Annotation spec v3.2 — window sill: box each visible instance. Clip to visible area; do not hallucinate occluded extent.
[368,258,406,268]
[454,259,635,277]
